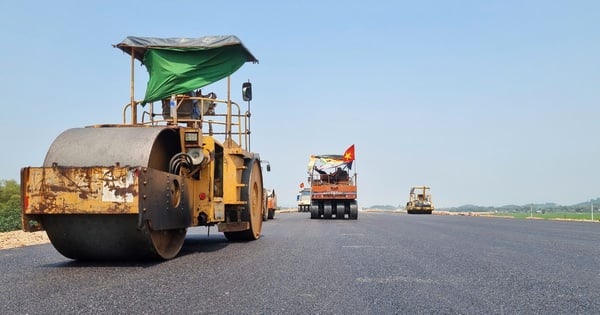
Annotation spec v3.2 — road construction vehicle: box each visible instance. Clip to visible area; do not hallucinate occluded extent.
[405,186,435,214]
[20,35,265,260]
[308,146,358,219]
[262,188,277,220]
[266,189,277,220]
[297,187,311,212]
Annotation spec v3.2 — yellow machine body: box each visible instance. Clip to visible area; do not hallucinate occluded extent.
[405,186,435,214]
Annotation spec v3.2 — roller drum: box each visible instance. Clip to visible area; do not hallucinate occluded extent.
[40,126,186,260]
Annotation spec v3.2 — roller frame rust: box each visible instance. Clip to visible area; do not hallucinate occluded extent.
[21,166,191,232]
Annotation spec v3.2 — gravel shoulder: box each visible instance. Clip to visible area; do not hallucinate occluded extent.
[0,230,50,250]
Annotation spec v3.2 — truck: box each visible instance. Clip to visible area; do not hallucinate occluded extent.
[405,186,435,214]
[20,35,265,260]
[297,187,311,212]
[307,145,358,219]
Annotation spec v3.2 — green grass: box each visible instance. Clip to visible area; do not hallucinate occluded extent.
[502,212,598,221]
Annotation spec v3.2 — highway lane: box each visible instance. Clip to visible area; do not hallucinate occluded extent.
[1,211,599,314]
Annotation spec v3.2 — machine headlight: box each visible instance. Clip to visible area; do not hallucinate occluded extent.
[184,132,199,143]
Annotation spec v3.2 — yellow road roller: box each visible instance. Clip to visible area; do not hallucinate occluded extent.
[405,186,435,214]
[20,35,265,260]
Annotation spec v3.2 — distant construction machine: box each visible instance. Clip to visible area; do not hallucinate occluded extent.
[266,189,277,220]
[308,145,358,220]
[297,187,311,212]
[405,186,435,214]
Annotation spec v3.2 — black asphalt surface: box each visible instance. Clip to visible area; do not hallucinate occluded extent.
[2,211,599,314]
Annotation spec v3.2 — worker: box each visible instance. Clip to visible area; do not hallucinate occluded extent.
[331,167,348,183]
[190,89,217,119]
[198,89,217,115]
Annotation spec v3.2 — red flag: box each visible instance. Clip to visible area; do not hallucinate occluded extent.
[343,144,355,163]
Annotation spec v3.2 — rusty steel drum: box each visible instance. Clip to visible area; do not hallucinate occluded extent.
[39,127,187,260]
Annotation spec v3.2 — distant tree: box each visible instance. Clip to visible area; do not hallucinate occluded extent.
[0,180,19,202]
[0,180,21,232]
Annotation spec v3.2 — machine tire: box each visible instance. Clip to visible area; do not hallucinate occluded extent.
[349,201,358,220]
[323,203,332,219]
[310,203,319,219]
[224,159,263,241]
[262,197,269,221]
[336,203,345,219]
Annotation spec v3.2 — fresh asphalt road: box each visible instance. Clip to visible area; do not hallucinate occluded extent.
[2,211,599,314]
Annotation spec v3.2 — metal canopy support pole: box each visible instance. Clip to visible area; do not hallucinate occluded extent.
[130,47,137,124]
[226,76,231,140]
[247,88,251,151]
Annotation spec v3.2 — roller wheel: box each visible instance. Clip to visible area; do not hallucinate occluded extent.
[262,198,268,221]
[350,201,358,220]
[224,159,263,241]
[336,203,345,219]
[310,203,319,219]
[37,127,191,260]
[323,203,332,219]
[148,225,187,259]
[268,209,275,220]
[42,214,186,260]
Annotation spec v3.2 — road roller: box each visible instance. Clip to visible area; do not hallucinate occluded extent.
[307,145,358,220]
[405,186,435,214]
[20,35,265,260]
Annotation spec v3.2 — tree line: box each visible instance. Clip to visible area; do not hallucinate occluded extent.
[0,179,21,232]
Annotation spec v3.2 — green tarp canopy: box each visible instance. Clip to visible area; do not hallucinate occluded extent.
[115,36,258,104]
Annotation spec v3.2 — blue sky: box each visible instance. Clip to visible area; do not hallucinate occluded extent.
[1,1,598,208]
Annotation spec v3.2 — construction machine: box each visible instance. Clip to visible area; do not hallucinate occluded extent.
[20,35,265,260]
[261,188,277,220]
[266,189,277,220]
[308,146,358,220]
[405,186,435,214]
[297,187,311,212]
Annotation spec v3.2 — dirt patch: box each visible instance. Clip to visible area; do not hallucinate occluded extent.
[0,230,50,250]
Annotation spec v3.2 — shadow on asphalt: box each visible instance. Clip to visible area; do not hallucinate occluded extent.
[43,233,230,268]
[178,233,229,257]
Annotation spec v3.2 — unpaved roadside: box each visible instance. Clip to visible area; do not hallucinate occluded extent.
[0,230,50,250]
